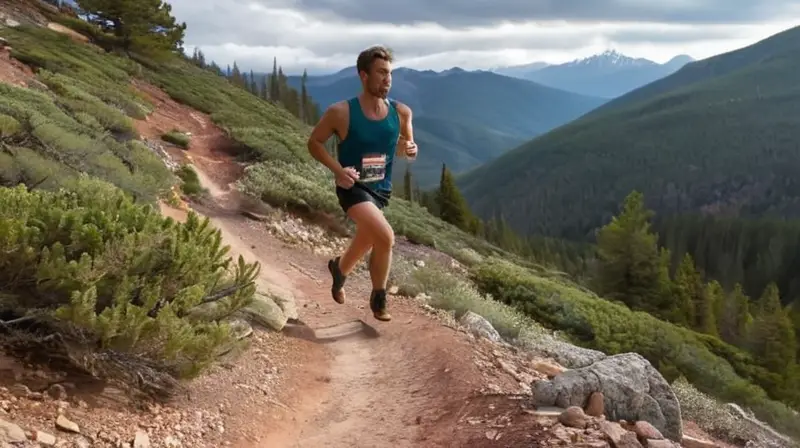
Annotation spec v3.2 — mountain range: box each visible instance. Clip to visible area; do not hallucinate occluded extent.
[491,50,695,98]
[287,68,606,187]
[458,25,800,240]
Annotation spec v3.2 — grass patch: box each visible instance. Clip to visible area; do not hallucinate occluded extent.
[161,130,190,148]
[394,257,551,342]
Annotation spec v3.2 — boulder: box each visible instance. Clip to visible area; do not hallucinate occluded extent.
[531,353,682,442]
[522,334,607,369]
[459,311,502,343]
[240,292,288,331]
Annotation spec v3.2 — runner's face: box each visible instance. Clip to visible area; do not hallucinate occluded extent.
[365,59,392,99]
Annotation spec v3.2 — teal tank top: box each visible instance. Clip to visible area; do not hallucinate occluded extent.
[337,97,400,193]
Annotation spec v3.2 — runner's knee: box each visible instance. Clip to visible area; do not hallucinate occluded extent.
[372,224,394,249]
[348,202,394,248]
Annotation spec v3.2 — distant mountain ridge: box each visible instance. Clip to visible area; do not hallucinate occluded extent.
[286,67,606,187]
[491,50,695,98]
[457,25,800,240]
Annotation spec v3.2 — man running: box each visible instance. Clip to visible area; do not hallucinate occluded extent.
[306,45,418,322]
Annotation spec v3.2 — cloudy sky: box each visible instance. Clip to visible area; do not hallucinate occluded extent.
[168,0,799,75]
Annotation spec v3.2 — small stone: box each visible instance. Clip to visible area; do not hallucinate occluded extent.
[0,418,26,442]
[35,430,56,445]
[558,406,588,429]
[647,440,678,448]
[55,415,80,433]
[632,421,663,441]
[47,384,68,401]
[585,391,604,417]
[133,430,150,448]
[680,435,718,448]
[8,384,31,398]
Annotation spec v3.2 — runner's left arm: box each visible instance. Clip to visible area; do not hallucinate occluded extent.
[395,103,416,158]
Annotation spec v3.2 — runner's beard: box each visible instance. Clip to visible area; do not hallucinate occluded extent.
[370,85,390,99]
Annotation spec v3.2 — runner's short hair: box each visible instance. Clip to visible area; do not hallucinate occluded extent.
[356,45,393,74]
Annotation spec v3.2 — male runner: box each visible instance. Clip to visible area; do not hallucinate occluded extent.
[306,45,418,322]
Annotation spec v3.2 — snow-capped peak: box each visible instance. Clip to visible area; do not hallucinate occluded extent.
[564,50,656,68]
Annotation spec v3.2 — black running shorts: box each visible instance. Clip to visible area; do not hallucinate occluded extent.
[335,182,391,213]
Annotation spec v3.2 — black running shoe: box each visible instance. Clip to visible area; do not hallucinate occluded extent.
[370,289,392,321]
[328,257,346,304]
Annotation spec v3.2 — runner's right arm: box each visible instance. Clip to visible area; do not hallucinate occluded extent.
[307,103,346,176]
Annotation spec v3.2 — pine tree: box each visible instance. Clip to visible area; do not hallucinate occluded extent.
[260,75,268,101]
[791,301,800,359]
[403,164,413,202]
[673,252,700,327]
[301,69,309,123]
[78,0,187,54]
[249,69,258,95]
[702,280,724,336]
[719,283,752,346]
[230,62,244,88]
[269,57,279,101]
[750,282,796,379]
[593,191,665,312]
[437,164,472,231]
[197,49,206,67]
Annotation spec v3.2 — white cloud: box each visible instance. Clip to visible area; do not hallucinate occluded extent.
[168,0,798,74]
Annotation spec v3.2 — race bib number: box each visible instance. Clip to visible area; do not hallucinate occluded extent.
[361,154,386,183]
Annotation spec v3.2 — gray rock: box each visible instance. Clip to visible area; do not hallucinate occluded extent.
[458,311,502,343]
[226,318,253,340]
[240,291,288,331]
[0,418,26,443]
[539,339,607,368]
[532,352,682,442]
[269,289,299,321]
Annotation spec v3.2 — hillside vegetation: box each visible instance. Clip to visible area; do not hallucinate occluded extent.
[458,24,800,241]
[1,5,799,445]
[288,67,606,187]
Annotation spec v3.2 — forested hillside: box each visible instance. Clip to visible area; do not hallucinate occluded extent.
[458,24,800,241]
[286,67,606,187]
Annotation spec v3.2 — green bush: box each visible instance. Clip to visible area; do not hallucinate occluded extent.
[0,177,260,395]
[161,130,190,148]
[0,114,21,139]
[0,66,171,202]
[470,257,800,441]
[176,164,204,197]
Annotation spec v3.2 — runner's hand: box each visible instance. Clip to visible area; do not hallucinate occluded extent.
[404,140,418,159]
[336,167,359,188]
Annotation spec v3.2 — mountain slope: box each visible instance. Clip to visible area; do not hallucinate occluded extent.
[288,68,606,187]
[500,50,693,98]
[458,25,800,240]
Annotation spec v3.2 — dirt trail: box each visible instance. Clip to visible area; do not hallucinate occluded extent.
[186,159,491,448]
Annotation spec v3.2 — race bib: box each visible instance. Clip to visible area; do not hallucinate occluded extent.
[361,154,386,183]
